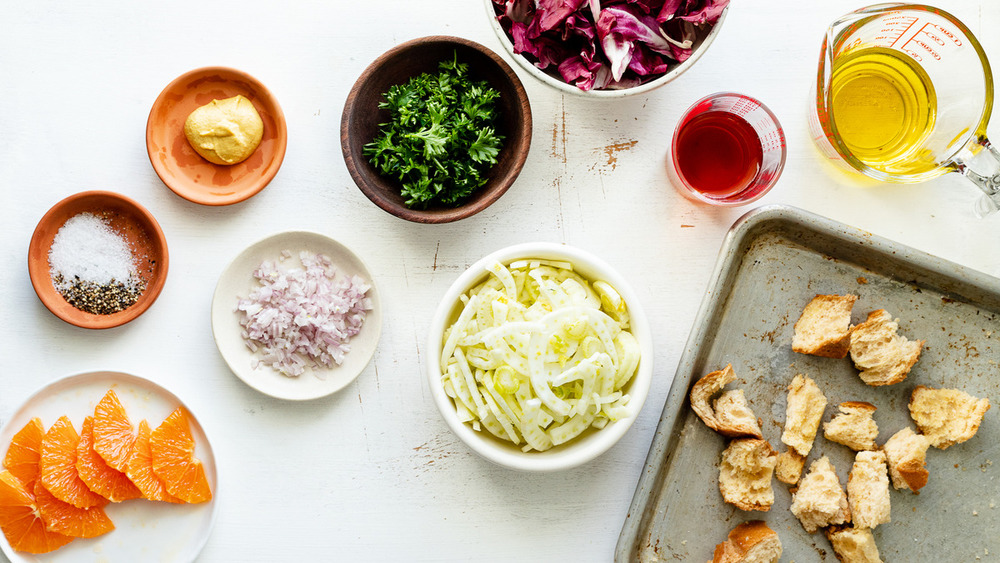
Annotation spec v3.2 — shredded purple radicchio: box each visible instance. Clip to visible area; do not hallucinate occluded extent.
[492,0,729,91]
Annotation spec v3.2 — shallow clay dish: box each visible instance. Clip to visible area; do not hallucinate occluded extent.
[341,36,532,223]
[0,371,218,562]
[146,66,287,206]
[28,191,168,329]
[211,231,382,400]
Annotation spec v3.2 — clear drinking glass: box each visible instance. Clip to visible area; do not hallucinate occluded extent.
[668,92,786,206]
[809,3,1000,216]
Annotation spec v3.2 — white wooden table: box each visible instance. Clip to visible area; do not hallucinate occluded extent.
[1,1,997,561]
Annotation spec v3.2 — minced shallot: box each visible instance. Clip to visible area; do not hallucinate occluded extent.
[236,251,372,378]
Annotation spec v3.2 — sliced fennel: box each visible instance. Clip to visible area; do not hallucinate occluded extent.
[440,259,640,451]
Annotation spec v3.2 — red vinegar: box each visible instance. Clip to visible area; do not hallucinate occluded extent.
[674,111,763,197]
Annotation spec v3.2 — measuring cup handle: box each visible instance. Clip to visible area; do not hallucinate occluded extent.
[954,135,1000,217]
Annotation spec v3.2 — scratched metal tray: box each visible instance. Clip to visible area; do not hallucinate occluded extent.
[616,205,1000,562]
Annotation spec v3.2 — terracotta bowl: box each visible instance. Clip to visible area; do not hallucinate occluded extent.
[341,36,532,223]
[28,191,169,329]
[146,67,287,206]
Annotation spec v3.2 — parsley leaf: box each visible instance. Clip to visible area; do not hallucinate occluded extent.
[363,53,506,209]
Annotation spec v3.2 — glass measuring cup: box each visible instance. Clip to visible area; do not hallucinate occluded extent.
[809,3,1000,216]
[669,92,786,206]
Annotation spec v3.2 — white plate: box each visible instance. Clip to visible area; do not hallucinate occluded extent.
[0,371,218,563]
[211,231,382,400]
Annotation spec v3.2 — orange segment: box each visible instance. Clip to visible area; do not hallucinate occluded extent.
[39,416,108,509]
[93,389,136,472]
[150,408,212,504]
[3,418,44,489]
[33,478,114,539]
[76,417,141,503]
[126,420,182,503]
[0,471,74,554]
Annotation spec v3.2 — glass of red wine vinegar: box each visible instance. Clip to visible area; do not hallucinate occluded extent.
[669,92,786,206]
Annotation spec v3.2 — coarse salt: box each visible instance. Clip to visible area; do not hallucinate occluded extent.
[48,213,138,289]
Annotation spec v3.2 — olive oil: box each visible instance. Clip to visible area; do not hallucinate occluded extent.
[830,47,937,175]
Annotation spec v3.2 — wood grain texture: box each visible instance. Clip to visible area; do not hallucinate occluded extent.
[0,0,997,562]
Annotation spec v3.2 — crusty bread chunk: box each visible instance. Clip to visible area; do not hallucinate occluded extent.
[774,450,806,485]
[824,402,879,451]
[781,374,827,456]
[790,456,851,533]
[719,439,778,512]
[847,451,891,529]
[882,427,931,493]
[825,526,883,563]
[690,365,763,439]
[909,385,991,449]
[710,520,782,563]
[848,310,924,386]
[792,294,857,358]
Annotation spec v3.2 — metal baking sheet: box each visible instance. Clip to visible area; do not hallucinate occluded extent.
[616,205,1000,562]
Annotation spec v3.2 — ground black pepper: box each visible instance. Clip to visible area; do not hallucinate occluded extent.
[52,275,145,315]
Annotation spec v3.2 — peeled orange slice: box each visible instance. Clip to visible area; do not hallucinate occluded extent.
[92,389,136,472]
[76,417,141,503]
[33,478,114,539]
[39,416,108,509]
[126,420,182,503]
[150,408,212,504]
[3,418,44,489]
[0,471,74,554]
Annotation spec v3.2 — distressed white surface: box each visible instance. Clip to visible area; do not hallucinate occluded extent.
[0,1,997,561]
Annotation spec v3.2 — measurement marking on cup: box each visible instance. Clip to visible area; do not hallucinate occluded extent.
[888,17,919,48]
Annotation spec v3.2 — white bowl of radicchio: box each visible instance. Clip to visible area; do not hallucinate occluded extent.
[484,0,729,97]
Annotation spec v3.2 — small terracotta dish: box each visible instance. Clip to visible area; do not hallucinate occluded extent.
[146,66,287,206]
[341,36,532,223]
[211,231,382,400]
[28,191,169,329]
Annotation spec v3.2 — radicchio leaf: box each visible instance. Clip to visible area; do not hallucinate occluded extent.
[596,6,675,81]
[492,0,727,91]
[677,0,730,24]
[504,0,535,23]
[536,0,590,31]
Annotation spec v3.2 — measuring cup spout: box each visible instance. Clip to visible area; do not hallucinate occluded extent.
[954,136,1000,217]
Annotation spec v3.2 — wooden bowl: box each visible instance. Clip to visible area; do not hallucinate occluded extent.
[146,67,287,206]
[341,36,532,223]
[28,191,169,329]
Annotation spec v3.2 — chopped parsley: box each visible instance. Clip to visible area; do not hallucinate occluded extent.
[364,54,505,209]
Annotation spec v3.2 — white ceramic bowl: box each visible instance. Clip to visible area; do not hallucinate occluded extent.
[212,231,382,401]
[483,0,728,98]
[427,242,653,471]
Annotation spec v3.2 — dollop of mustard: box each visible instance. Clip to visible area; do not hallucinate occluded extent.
[184,95,264,165]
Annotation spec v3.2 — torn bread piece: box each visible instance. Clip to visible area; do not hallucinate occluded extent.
[789,456,851,533]
[882,427,931,493]
[847,451,891,529]
[775,450,806,485]
[719,439,778,512]
[710,520,782,563]
[792,294,857,358]
[909,386,991,449]
[825,526,883,563]
[781,374,828,456]
[690,365,763,439]
[824,402,879,451]
[848,310,924,386]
